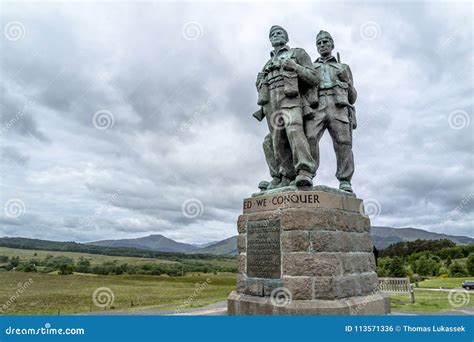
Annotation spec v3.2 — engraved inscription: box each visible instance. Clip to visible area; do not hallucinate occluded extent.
[242,191,362,214]
[246,219,281,279]
[244,193,320,211]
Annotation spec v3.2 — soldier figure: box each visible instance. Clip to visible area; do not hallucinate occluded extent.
[304,30,357,193]
[255,25,318,189]
[259,133,279,190]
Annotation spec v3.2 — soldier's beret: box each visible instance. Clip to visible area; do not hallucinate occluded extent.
[269,25,288,38]
[316,30,333,43]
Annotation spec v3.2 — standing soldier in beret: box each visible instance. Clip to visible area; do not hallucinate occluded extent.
[304,30,358,193]
[254,25,318,190]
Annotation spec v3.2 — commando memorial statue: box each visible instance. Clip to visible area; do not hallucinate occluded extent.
[227,26,390,316]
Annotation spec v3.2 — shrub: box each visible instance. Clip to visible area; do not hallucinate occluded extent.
[466,253,474,276]
[388,257,407,277]
[58,264,74,275]
[449,261,467,277]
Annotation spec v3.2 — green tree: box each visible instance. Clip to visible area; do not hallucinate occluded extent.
[381,239,456,258]
[438,266,449,275]
[377,257,392,277]
[388,257,406,277]
[453,249,464,259]
[45,256,74,270]
[6,256,20,270]
[17,262,37,272]
[58,263,74,275]
[466,253,474,276]
[414,255,441,276]
[75,257,91,273]
[445,256,452,266]
[449,261,467,277]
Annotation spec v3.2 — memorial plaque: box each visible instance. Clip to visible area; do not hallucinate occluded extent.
[246,219,281,279]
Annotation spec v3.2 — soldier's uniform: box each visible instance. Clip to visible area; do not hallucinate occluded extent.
[262,133,279,180]
[257,32,317,184]
[304,31,357,190]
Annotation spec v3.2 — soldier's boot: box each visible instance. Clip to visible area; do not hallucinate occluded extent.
[274,176,292,188]
[258,181,270,191]
[266,176,282,190]
[339,181,353,193]
[295,170,313,187]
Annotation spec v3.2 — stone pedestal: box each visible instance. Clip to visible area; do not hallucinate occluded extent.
[227,187,390,315]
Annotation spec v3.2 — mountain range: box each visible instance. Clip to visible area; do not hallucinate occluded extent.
[87,226,474,255]
[88,234,198,253]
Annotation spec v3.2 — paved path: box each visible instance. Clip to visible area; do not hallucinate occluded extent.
[83,301,228,316]
[415,287,467,292]
[83,301,474,316]
[391,306,474,316]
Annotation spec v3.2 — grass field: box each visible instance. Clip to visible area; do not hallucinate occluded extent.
[389,277,473,312]
[389,289,473,312]
[0,247,177,265]
[0,247,236,315]
[1,247,472,315]
[0,272,236,315]
[3,272,472,315]
[0,247,236,270]
[416,276,472,289]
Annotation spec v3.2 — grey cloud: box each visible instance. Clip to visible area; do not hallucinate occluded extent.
[0,2,472,244]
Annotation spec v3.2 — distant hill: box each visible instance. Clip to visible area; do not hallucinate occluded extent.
[191,236,238,256]
[371,235,403,250]
[87,234,198,253]
[193,227,474,255]
[192,241,221,248]
[2,226,472,257]
[194,226,474,255]
[0,237,229,261]
[371,226,474,249]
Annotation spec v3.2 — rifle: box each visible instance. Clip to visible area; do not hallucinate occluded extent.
[252,108,265,121]
[348,105,357,130]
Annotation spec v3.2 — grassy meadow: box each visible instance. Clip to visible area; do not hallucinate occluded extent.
[415,276,471,289]
[0,247,473,315]
[0,247,236,270]
[389,276,473,312]
[389,289,473,312]
[0,271,236,315]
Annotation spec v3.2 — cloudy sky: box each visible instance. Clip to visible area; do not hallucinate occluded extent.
[1,1,472,244]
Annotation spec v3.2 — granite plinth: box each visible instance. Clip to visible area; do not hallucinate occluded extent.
[228,187,390,315]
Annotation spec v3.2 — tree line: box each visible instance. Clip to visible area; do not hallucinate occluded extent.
[376,239,474,279]
[0,255,236,276]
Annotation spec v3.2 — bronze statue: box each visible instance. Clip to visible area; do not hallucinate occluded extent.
[254,28,357,193]
[304,30,357,193]
[254,25,318,189]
